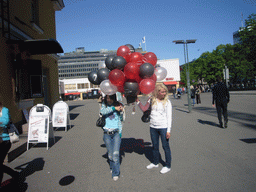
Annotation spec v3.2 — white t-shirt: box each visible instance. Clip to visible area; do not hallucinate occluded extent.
[150,100,172,133]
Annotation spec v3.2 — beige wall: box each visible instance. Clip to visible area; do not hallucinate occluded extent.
[0,0,62,125]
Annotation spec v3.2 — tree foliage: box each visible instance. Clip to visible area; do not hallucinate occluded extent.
[180,14,255,88]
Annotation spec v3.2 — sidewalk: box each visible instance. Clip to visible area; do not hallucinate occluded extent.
[5,90,256,162]
[3,93,256,191]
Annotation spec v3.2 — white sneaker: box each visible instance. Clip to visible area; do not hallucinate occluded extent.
[113,176,118,181]
[146,163,159,169]
[160,167,171,174]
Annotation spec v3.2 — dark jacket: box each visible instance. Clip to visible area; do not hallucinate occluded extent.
[212,82,230,105]
[191,89,196,99]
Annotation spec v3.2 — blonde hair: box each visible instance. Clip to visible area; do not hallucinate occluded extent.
[151,83,169,106]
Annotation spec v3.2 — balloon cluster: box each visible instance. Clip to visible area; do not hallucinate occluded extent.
[88,44,167,101]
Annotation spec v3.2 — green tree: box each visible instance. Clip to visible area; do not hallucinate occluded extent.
[239,13,256,72]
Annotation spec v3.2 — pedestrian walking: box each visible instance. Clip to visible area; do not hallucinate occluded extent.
[137,83,172,174]
[212,76,230,128]
[100,94,124,181]
[191,86,196,106]
[195,85,201,104]
[172,86,176,99]
[0,102,21,185]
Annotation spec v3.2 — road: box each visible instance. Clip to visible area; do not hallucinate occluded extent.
[2,91,256,192]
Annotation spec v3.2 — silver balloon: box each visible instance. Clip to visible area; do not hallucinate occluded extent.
[100,80,118,95]
[98,61,106,69]
[154,67,167,81]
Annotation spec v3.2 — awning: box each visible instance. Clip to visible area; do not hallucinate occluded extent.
[7,38,64,55]
[65,92,80,96]
[163,81,178,85]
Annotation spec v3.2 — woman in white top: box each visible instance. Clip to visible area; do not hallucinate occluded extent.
[137,83,172,174]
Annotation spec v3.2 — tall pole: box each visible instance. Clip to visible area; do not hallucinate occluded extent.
[186,43,192,112]
[173,39,196,113]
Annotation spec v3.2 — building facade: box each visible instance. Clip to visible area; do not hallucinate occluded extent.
[58,48,117,80]
[0,0,64,131]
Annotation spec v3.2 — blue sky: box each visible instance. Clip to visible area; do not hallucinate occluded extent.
[56,0,255,65]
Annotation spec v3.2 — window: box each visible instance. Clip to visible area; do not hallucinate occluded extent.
[65,84,76,90]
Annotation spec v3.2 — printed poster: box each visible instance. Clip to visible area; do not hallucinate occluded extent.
[52,108,67,127]
[28,116,49,143]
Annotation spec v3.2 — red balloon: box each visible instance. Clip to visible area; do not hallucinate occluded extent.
[139,79,156,95]
[135,75,143,84]
[109,69,125,87]
[143,52,157,66]
[117,45,131,63]
[117,85,124,93]
[124,62,140,80]
[130,52,143,65]
[149,74,157,82]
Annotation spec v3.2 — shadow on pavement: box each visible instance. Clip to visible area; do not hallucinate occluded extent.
[54,125,75,132]
[197,119,223,129]
[175,108,189,113]
[70,113,79,120]
[1,158,46,191]
[59,175,75,186]
[240,138,256,144]
[69,105,84,112]
[101,138,166,167]
[15,157,45,178]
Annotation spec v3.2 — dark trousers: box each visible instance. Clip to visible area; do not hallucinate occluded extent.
[0,141,18,183]
[150,127,171,168]
[215,100,228,125]
[196,94,201,104]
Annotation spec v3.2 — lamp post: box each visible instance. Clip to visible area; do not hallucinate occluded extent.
[173,39,196,113]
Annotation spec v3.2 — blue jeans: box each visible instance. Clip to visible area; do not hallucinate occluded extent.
[103,131,121,177]
[150,127,171,168]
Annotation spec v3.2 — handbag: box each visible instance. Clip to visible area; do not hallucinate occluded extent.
[8,122,19,143]
[96,113,105,127]
[141,100,151,123]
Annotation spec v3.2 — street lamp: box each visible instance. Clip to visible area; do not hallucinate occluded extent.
[173,39,197,113]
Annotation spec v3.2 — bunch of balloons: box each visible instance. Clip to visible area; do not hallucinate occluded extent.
[88,44,167,100]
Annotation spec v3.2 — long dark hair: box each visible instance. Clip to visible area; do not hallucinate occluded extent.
[103,94,120,106]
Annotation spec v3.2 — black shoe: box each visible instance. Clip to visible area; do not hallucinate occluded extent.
[219,123,223,128]
[224,121,228,128]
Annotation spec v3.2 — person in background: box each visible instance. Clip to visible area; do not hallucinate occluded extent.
[172,86,176,99]
[195,85,201,104]
[0,102,21,185]
[137,83,172,174]
[100,94,124,181]
[212,76,230,128]
[190,86,196,106]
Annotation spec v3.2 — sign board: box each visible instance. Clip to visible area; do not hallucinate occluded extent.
[28,115,49,143]
[52,101,70,132]
[27,104,54,150]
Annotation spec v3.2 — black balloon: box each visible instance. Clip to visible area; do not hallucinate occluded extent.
[125,44,135,53]
[105,55,115,70]
[140,63,155,78]
[112,56,127,70]
[124,82,140,96]
[97,68,110,82]
[88,71,100,85]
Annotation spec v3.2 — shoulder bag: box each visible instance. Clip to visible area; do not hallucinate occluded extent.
[8,122,20,143]
[96,113,105,127]
[141,100,151,123]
